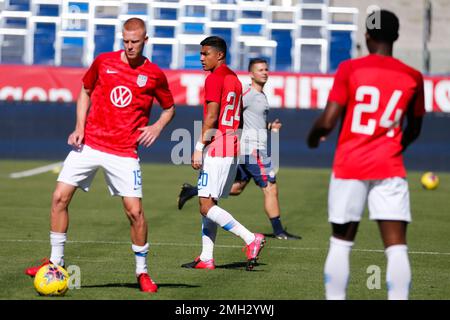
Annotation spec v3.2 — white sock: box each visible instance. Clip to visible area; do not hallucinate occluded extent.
[385,244,411,300]
[50,231,66,266]
[132,243,149,276]
[324,236,354,300]
[200,216,217,261]
[206,206,255,245]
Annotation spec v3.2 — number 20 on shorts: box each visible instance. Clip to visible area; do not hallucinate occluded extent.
[198,172,208,187]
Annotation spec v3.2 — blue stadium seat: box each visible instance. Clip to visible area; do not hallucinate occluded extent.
[184,5,206,18]
[152,44,172,69]
[329,30,352,72]
[211,27,232,65]
[241,10,262,19]
[184,54,201,69]
[183,23,204,34]
[300,45,322,73]
[301,8,323,20]
[1,35,25,63]
[61,37,84,66]
[34,23,56,65]
[6,0,30,11]
[158,8,177,20]
[240,24,262,36]
[4,17,27,28]
[272,30,292,71]
[302,0,327,3]
[300,26,323,39]
[210,28,232,44]
[37,4,59,17]
[68,1,88,13]
[154,26,175,38]
[211,9,235,22]
[62,37,83,46]
[126,3,147,15]
[94,25,115,57]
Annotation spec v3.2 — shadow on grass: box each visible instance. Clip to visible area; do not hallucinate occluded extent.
[263,230,303,240]
[216,261,266,271]
[263,233,277,238]
[82,283,200,289]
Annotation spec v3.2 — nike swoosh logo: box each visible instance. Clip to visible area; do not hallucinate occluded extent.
[106,69,118,74]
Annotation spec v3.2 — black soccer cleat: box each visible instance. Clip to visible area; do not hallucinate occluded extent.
[275,230,302,240]
[177,183,197,210]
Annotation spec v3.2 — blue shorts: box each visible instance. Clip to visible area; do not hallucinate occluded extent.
[235,149,276,188]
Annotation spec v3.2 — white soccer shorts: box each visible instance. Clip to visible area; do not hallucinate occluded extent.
[57,144,143,198]
[197,154,238,200]
[328,174,411,224]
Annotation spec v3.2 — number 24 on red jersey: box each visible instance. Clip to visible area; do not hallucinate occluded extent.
[351,85,404,138]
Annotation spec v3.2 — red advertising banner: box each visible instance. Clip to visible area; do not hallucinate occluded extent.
[0,64,449,112]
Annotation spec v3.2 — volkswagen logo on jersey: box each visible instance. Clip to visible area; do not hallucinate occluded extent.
[137,74,148,87]
[110,86,132,108]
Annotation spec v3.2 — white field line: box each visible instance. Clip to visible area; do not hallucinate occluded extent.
[1,239,449,256]
[9,162,63,179]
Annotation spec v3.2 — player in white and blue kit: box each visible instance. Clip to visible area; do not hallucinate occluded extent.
[178,58,301,240]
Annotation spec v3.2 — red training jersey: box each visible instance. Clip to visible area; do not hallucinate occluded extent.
[82,50,174,158]
[203,64,242,157]
[328,54,425,179]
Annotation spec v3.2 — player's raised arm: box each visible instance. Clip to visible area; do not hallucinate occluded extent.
[307,101,343,148]
[68,86,91,149]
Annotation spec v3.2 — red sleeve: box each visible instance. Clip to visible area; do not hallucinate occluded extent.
[328,60,351,107]
[82,55,102,91]
[412,72,426,117]
[204,73,223,104]
[154,69,175,109]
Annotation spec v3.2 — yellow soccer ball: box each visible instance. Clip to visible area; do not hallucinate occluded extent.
[52,165,62,174]
[421,172,439,190]
[34,264,69,296]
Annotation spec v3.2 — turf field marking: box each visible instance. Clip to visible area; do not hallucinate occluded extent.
[8,162,63,179]
[1,239,450,256]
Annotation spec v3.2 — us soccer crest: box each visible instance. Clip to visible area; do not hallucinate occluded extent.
[137,74,148,87]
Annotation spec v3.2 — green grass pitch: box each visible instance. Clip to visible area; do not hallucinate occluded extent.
[0,160,449,300]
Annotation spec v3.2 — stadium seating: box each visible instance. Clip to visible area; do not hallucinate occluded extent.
[0,0,358,72]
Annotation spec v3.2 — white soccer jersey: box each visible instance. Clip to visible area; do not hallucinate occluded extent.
[240,85,269,155]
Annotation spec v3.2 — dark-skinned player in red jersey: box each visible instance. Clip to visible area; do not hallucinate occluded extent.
[308,10,424,300]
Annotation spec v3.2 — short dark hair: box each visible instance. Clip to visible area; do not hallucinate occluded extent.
[366,10,399,43]
[248,58,268,72]
[200,36,227,57]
